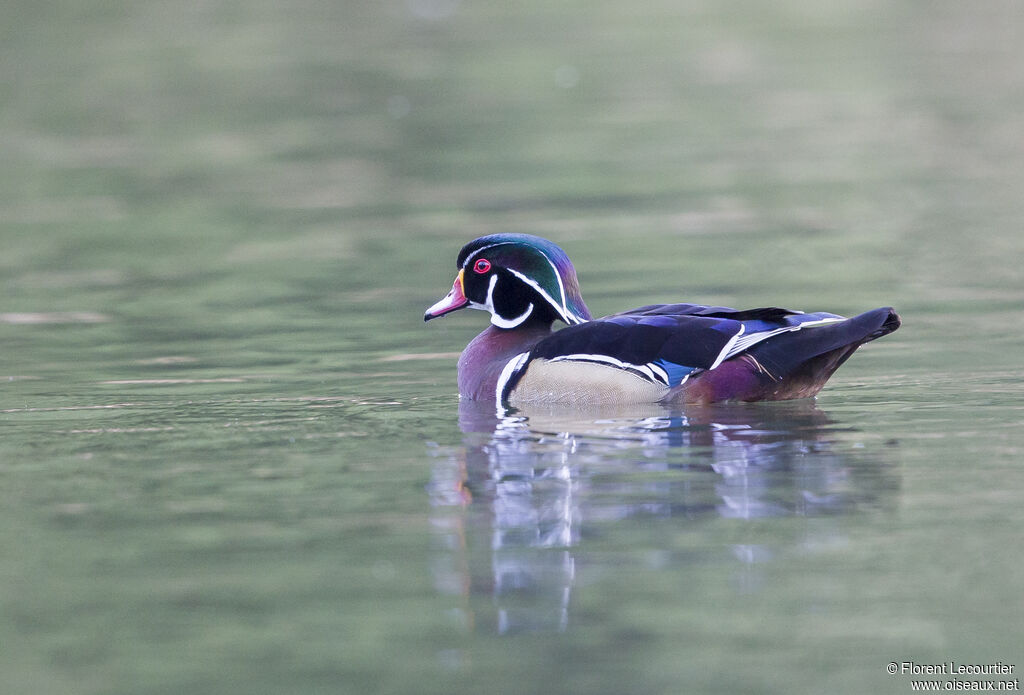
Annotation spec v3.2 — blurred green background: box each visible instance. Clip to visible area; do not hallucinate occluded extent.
[2,1,1023,693]
[4,0,1021,314]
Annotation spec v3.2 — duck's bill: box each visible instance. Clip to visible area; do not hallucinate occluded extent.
[424,271,468,321]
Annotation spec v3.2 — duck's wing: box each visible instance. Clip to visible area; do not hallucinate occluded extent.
[498,304,853,401]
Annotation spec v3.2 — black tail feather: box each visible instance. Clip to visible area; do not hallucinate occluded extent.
[747,307,900,381]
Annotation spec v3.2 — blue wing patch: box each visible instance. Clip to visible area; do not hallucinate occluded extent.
[651,358,697,386]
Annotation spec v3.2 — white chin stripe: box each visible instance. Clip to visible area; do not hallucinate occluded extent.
[491,303,533,328]
[485,274,533,328]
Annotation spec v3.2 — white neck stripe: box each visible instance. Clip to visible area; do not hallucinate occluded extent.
[506,267,585,325]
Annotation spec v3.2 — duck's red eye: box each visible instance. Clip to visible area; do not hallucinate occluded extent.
[473,258,491,274]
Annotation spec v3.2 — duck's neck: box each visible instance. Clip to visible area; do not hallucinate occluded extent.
[457,324,552,401]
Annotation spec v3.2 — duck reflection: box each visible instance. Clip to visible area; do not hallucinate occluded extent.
[428,399,896,634]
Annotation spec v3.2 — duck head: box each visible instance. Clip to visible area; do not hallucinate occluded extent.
[424,234,592,329]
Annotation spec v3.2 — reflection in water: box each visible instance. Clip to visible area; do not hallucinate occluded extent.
[428,399,897,634]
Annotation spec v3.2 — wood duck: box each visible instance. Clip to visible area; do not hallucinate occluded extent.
[425,234,900,407]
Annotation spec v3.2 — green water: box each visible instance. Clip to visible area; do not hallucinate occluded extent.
[2,1,1023,693]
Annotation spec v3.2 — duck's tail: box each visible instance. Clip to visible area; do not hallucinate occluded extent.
[749,307,900,381]
[681,308,901,403]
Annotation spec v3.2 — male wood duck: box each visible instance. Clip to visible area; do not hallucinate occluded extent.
[424,234,900,407]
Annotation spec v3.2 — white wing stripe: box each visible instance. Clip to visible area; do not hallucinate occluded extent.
[709,325,744,371]
[725,317,845,358]
[548,353,670,386]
